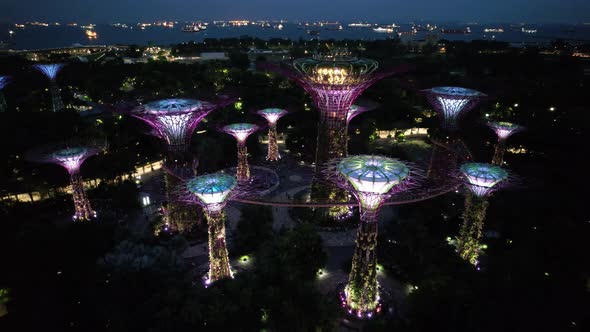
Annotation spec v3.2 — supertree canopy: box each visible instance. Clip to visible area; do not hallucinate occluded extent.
[422,86,486,131]
[34,63,65,112]
[488,121,523,165]
[456,162,509,265]
[222,123,259,181]
[0,76,9,112]
[346,104,374,125]
[28,143,102,221]
[256,108,288,161]
[330,155,415,317]
[130,98,221,152]
[184,174,238,283]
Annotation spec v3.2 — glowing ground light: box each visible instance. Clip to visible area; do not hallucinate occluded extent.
[488,121,523,140]
[186,174,237,207]
[422,86,486,129]
[460,163,508,196]
[338,155,410,196]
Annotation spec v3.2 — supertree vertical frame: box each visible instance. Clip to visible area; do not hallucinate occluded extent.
[261,52,405,208]
[256,108,288,161]
[179,174,240,283]
[456,163,509,265]
[125,98,228,233]
[327,155,417,317]
[28,143,103,221]
[221,123,259,182]
[34,64,65,112]
[0,76,9,112]
[487,121,523,165]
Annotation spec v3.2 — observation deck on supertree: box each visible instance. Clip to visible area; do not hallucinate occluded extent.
[256,108,288,161]
[487,121,523,165]
[28,143,103,221]
[0,76,9,112]
[422,86,486,131]
[221,123,259,182]
[179,174,240,283]
[34,64,65,112]
[328,155,418,318]
[456,163,509,265]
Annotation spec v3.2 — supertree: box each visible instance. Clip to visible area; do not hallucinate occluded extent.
[455,163,509,265]
[346,104,374,126]
[422,86,486,131]
[34,64,65,112]
[0,76,9,112]
[221,123,259,182]
[125,98,228,233]
[256,108,288,161]
[178,173,240,283]
[262,52,404,208]
[487,121,523,165]
[27,142,103,221]
[328,155,417,317]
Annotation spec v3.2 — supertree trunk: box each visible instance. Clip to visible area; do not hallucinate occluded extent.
[266,124,280,161]
[492,140,506,166]
[70,171,95,221]
[456,193,489,265]
[50,82,64,112]
[206,209,232,282]
[346,202,381,313]
[0,92,7,112]
[237,142,250,181]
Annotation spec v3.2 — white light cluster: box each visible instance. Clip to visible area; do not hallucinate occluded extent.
[436,96,470,120]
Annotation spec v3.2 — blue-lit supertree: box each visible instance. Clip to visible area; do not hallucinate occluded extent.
[34,64,65,112]
[0,76,9,112]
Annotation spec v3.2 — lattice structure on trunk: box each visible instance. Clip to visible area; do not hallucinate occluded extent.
[221,123,259,182]
[487,121,524,165]
[256,108,288,161]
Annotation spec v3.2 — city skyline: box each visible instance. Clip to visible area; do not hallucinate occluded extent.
[1,0,589,24]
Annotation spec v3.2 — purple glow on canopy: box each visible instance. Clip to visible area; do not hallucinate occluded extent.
[488,121,523,140]
[346,105,373,124]
[460,163,508,196]
[222,123,259,142]
[129,98,220,148]
[422,86,486,129]
[256,108,287,124]
[34,63,64,81]
[49,147,100,174]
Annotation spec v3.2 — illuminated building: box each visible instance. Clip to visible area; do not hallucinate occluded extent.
[422,86,486,131]
[256,108,287,161]
[183,174,238,283]
[222,123,259,181]
[456,163,508,265]
[28,143,102,221]
[487,121,523,165]
[330,155,415,317]
[33,64,65,112]
[0,76,9,112]
[127,98,228,233]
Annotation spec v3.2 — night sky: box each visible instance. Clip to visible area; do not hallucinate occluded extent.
[1,0,589,24]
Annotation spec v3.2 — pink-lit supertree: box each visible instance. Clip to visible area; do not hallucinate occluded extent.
[487,121,523,165]
[0,76,9,112]
[125,98,229,233]
[455,163,509,265]
[34,64,65,112]
[221,123,259,182]
[422,86,486,131]
[346,104,374,126]
[28,143,103,221]
[176,173,243,283]
[256,108,288,161]
[327,155,419,317]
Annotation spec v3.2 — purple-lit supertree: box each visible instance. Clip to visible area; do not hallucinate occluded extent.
[177,173,241,283]
[487,121,523,165]
[221,123,259,182]
[327,155,418,317]
[455,163,509,265]
[263,52,401,208]
[126,98,228,233]
[256,108,288,161]
[34,64,65,112]
[0,76,9,112]
[28,143,103,221]
[346,104,374,126]
[422,86,486,131]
